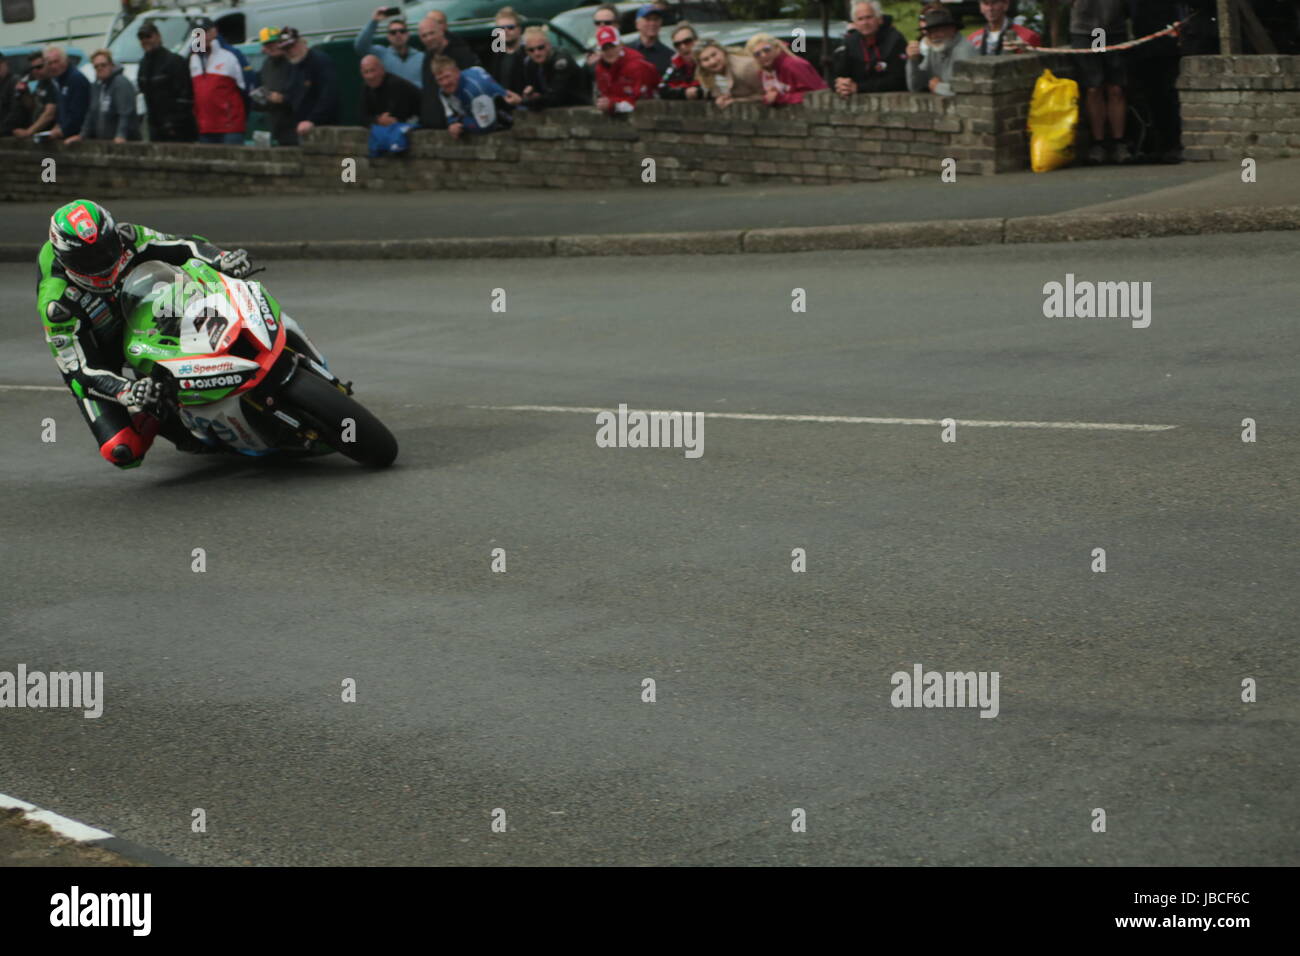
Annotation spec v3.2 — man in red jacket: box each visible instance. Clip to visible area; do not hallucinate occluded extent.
[593,25,659,114]
[189,16,247,144]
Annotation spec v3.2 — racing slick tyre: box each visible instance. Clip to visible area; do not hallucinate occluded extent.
[279,369,398,468]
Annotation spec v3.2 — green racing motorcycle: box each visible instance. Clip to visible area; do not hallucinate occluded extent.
[118,259,398,467]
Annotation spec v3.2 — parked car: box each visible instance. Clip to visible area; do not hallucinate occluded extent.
[403,0,580,25]
[551,1,731,51]
[2,44,87,69]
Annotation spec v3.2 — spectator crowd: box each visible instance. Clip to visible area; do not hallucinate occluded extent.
[0,1,1185,165]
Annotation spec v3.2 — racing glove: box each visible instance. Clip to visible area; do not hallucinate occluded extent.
[117,378,163,410]
[214,248,253,278]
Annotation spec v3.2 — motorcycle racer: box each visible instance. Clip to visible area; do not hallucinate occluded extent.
[37,199,328,469]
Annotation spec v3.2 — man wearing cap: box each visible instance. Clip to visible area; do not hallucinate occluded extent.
[282,27,341,138]
[136,21,195,141]
[189,16,248,143]
[354,7,424,87]
[249,27,297,145]
[625,5,673,77]
[593,24,660,114]
[906,7,975,96]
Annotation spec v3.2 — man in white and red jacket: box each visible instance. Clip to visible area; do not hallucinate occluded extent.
[593,25,659,114]
[189,16,247,144]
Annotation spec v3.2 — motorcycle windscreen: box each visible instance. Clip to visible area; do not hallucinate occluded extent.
[118,260,188,334]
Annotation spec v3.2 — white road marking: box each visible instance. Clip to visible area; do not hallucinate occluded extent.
[471,405,1177,432]
[0,792,113,842]
[0,384,66,392]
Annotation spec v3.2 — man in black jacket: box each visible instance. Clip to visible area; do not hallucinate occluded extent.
[135,21,196,141]
[417,10,480,72]
[832,1,908,97]
[486,7,528,95]
[282,28,340,139]
[520,27,590,111]
[359,55,422,126]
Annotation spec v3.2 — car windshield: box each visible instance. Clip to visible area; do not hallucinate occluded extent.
[550,7,604,49]
[119,261,185,323]
[108,16,193,64]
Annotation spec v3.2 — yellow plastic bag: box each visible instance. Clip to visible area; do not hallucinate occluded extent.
[1027,69,1079,173]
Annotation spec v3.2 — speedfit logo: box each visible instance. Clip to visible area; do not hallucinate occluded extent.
[50,886,151,936]
[1042,273,1152,328]
[179,374,242,389]
[178,360,234,375]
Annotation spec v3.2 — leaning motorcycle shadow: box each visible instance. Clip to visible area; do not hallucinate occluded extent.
[146,418,551,487]
[147,452,366,488]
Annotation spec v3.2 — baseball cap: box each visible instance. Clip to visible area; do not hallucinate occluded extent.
[136,20,160,37]
[595,25,620,47]
[193,16,216,30]
[258,26,284,45]
[636,4,663,17]
[277,26,300,48]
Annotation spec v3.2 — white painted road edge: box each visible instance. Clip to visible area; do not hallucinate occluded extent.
[472,404,1179,433]
[0,792,112,842]
[3,387,1178,432]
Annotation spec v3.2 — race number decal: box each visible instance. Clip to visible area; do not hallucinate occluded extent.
[470,94,497,130]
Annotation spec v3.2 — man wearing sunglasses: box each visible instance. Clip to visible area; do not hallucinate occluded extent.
[584,4,623,71]
[4,52,57,139]
[520,26,589,111]
[354,7,425,87]
[485,7,528,95]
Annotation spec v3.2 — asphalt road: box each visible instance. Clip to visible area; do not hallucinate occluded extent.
[1,233,1296,866]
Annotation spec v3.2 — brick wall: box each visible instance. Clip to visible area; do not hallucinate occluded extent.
[3,54,1295,200]
[1178,55,1300,160]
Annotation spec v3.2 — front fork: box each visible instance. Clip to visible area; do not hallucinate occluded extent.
[280,314,352,394]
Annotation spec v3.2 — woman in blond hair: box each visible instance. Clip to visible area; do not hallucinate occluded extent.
[745,32,826,105]
[692,39,763,108]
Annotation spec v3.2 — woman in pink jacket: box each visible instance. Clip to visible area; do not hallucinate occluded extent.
[745,34,826,106]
